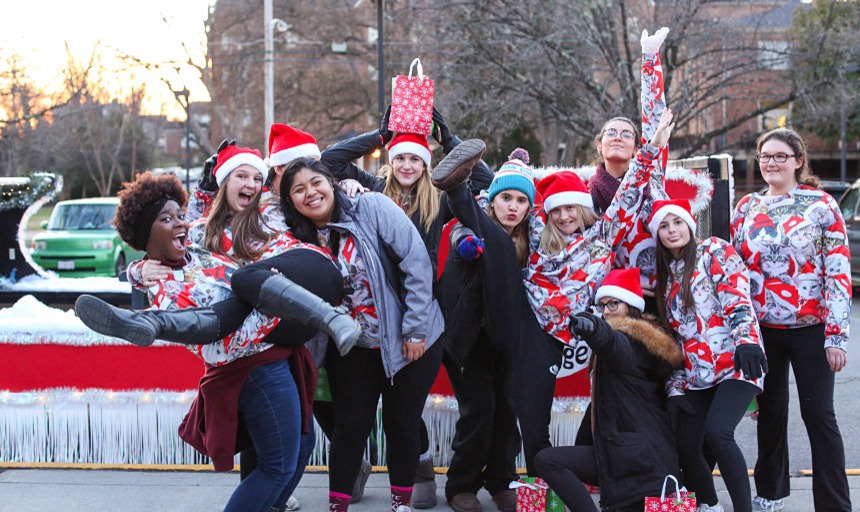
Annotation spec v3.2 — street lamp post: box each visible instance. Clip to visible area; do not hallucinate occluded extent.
[264,0,289,151]
[839,64,858,184]
[173,88,191,192]
[377,0,384,120]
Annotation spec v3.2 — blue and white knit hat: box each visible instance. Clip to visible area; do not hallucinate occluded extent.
[488,149,536,205]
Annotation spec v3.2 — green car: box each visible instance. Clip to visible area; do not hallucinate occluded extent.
[30,197,145,277]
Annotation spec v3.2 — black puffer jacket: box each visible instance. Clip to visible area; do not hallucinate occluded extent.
[580,312,683,511]
[321,130,494,272]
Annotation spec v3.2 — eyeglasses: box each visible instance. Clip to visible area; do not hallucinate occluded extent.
[595,299,623,313]
[602,128,636,141]
[757,153,795,163]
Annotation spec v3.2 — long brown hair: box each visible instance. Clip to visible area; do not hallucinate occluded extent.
[756,128,819,188]
[231,193,273,262]
[379,162,441,233]
[203,182,270,263]
[487,205,530,267]
[654,225,698,325]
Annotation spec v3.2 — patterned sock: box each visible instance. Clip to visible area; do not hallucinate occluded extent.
[391,485,413,511]
[329,491,351,512]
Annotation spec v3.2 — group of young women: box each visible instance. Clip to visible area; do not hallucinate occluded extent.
[73,24,851,512]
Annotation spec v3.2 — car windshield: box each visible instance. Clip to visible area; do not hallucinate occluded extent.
[49,204,117,230]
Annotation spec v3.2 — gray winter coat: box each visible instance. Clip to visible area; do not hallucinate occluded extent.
[329,192,445,378]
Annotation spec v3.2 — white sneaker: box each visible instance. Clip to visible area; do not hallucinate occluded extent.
[284,495,300,511]
[752,495,785,511]
[697,504,724,512]
[395,506,411,512]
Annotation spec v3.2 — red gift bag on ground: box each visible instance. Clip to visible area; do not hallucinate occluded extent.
[509,477,568,511]
[644,475,696,511]
[389,57,434,135]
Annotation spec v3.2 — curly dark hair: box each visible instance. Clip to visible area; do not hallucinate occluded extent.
[115,171,188,251]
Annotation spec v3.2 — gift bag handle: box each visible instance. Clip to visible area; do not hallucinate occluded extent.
[509,480,548,491]
[660,474,681,501]
[408,58,424,79]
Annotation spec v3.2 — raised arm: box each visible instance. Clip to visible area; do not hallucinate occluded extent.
[320,130,386,191]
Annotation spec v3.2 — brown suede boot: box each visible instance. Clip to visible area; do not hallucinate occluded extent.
[411,457,437,508]
[447,492,482,512]
[430,139,486,191]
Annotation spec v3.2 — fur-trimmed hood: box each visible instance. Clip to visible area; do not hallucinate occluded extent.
[606,314,683,368]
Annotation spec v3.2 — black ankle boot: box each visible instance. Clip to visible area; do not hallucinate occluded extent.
[257,274,360,356]
[75,294,220,347]
[430,138,486,191]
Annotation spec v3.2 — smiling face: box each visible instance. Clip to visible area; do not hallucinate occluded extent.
[391,153,426,191]
[223,164,264,212]
[657,213,692,258]
[490,189,530,234]
[759,139,801,195]
[289,167,336,227]
[549,204,581,236]
[146,200,187,262]
[596,119,638,165]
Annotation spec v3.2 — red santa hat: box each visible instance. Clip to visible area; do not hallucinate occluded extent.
[595,267,645,312]
[388,133,432,169]
[212,145,267,186]
[536,171,594,212]
[764,278,799,309]
[750,214,777,235]
[647,198,697,235]
[782,215,806,234]
[265,124,321,167]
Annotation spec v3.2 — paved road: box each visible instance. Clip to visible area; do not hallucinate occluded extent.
[3,469,857,512]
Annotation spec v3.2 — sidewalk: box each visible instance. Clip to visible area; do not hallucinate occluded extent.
[2,467,857,511]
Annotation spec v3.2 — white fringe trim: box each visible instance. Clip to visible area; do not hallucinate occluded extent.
[1,391,589,467]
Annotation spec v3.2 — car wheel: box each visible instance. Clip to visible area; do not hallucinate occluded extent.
[115,252,127,277]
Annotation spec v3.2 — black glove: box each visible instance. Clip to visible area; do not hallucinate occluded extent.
[733,344,768,380]
[198,139,235,192]
[569,312,597,338]
[432,107,454,148]
[667,395,695,433]
[379,105,393,145]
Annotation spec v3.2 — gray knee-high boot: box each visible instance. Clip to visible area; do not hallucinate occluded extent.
[75,294,220,347]
[257,274,360,356]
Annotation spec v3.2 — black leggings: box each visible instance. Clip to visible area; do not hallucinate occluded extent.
[676,379,758,512]
[755,325,851,511]
[314,400,430,466]
[534,446,598,512]
[227,248,345,346]
[175,249,344,347]
[326,340,443,493]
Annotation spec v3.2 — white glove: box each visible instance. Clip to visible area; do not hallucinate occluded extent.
[641,27,670,54]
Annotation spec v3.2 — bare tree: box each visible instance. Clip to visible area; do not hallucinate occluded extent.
[791,0,860,143]
[423,0,838,164]
[0,49,89,176]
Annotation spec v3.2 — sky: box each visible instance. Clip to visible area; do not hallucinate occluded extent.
[2,0,214,119]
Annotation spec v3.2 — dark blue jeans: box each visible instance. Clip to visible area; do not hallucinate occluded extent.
[223,359,301,512]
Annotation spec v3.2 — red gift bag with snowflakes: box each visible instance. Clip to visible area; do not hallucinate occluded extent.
[389,58,434,135]
[643,475,696,511]
[509,477,568,511]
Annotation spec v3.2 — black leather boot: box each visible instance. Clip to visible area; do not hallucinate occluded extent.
[75,294,220,347]
[257,274,360,356]
[430,139,486,191]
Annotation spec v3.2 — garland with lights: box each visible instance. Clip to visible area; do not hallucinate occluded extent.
[0,172,61,212]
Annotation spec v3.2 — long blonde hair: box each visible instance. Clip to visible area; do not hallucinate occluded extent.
[203,184,269,262]
[539,205,600,255]
[380,163,441,233]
